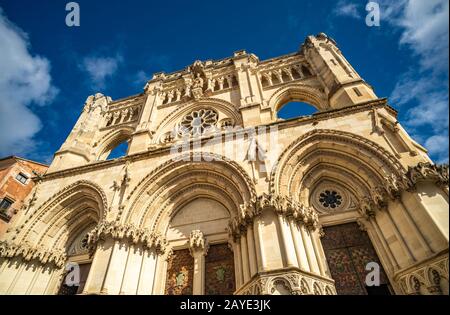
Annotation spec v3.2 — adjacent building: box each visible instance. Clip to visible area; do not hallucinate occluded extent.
[0,156,48,237]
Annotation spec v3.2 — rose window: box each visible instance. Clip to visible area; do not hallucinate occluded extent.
[179,109,218,136]
[319,190,342,208]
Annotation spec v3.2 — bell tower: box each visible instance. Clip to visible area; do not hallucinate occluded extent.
[301,33,378,108]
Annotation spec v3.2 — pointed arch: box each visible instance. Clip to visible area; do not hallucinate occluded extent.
[15,180,108,251]
[269,129,406,207]
[121,152,256,233]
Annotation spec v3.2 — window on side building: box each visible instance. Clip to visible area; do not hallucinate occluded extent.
[16,172,29,184]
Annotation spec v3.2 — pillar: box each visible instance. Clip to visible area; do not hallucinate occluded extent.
[189,230,207,295]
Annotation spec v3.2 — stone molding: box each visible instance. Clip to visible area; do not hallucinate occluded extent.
[359,162,449,219]
[0,241,67,268]
[8,180,108,243]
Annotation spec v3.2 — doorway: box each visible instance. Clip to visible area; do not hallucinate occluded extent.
[322,222,391,295]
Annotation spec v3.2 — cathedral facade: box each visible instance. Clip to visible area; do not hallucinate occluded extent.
[0,33,448,295]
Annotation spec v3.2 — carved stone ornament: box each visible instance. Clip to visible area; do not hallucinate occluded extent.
[0,241,67,268]
[179,109,218,137]
[87,220,168,254]
[229,193,319,240]
[406,162,449,190]
[189,230,208,255]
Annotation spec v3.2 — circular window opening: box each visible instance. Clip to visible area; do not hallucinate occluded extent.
[319,190,342,209]
[180,109,218,136]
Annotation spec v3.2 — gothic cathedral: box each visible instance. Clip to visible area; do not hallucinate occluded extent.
[0,33,448,295]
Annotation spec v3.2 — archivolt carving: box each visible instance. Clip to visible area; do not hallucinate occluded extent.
[269,129,408,217]
[270,129,406,194]
[147,183,236,232]
[122,152,256,226]
[9,180,108,245]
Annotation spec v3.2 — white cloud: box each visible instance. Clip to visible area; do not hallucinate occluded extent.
[133,70,148,87]
[0,7,58,157]
[382,0,449,163]
[425,135,449,163]
[383,0,449,74]
[80,55,122,89]
[333,0,362,19]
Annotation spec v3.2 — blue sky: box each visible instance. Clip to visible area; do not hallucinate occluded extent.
[0,0,448,164]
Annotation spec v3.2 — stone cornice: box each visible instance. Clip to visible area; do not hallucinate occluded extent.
[0,241,67,268]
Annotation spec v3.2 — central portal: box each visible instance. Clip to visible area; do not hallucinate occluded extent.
[165,198,236,295]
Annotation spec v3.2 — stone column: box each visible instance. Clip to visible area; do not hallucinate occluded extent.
[277,214,299,268]
[189,230,208,295]
[299,224,320,275]
[253,218,267,272]
[137,248,158,295]
[240,232,251,283]
[233,241,243,288]
[289,219,310,272]
[101,240,130,294]
[120,244,144,294]
[83,238,114,294]
[246,225,258,277]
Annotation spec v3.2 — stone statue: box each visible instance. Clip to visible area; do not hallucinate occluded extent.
[193,73,204,89]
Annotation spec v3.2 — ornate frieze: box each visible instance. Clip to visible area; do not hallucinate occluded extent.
[87,220,168,254]
[0,241,67,268]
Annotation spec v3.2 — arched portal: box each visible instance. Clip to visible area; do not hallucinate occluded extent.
[0,181,107,295]
[165,198,235,295]
[123,153,256,295]
[270,129,408,295]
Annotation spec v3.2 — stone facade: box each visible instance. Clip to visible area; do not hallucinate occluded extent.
[0,33,448,295]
